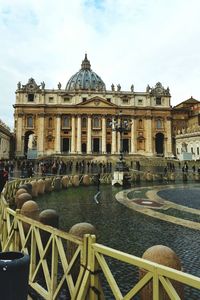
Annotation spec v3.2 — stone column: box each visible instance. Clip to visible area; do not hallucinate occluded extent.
[145,116,153,155]
[38,113,45,156]
[102,116,106,154]
[165,116,173,157]
[111,117,117,154]
[55,114,61,154]
[16,113,24,157]
[87,115,92,154]
[117,131,121,154]
[71,115,76,153]
[130,117,136,154]
[77,115,82,154]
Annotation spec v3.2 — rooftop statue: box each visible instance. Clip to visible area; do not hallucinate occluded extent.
[58,82,61,90]
[41,81,45,89]
[17,81,21,90]
[146,84,150,92]
[117,84,121,92]
[131,84,134,92]
[111,83,115,91]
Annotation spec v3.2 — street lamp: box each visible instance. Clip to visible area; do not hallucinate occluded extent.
[111,111,130,173]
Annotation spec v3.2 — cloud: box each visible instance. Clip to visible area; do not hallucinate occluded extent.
[0,0,200,128]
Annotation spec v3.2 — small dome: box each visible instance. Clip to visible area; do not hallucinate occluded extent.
[65,54,106,91]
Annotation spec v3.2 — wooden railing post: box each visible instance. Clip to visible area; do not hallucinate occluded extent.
[88,235,105,300]
[50,233,58,299]
[14,209,20,251]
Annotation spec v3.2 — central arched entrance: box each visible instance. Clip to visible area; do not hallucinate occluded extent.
[155,132,164,156]
[24,131,37,159]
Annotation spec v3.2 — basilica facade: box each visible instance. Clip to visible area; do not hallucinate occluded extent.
[14,55,173,159]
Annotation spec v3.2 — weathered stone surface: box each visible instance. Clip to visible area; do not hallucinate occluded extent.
[39,209,59,228]
[82,175,90,185]
[16,192,32,209]
[37,179,45,194]
[140,245,183,299]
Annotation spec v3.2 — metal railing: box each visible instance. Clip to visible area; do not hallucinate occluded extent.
[1,177,200,299]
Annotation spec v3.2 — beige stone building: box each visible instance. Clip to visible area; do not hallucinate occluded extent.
[14,55,173,159]
[172,97,200,160]
[0,119,12,160]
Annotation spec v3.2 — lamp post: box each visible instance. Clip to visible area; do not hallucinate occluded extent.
[111,111,130,185]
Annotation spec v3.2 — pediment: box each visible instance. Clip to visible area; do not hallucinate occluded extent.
[76,97,117,108]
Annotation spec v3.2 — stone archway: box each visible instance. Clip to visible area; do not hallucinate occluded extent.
[155,132,164,156]
[24,131,36,158]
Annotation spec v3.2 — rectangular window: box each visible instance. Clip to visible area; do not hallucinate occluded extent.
[156,97,161,105]
[122,98,128,103]
[177,148,179,154]
[107,98,111,102]
[197,147,199,155]
[82,98,87,102]
[138,99,143,105]
[49,97,54,103]
[63,97,70,102]
[28,94,34,102]
[191,147,194,154]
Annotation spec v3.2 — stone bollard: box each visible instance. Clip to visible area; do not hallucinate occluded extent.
[18,183,32,196]
[39,209,59,254]
[44,178,52,192]
[31,180,38,198]
[15,188,27,206]
[21,200,40,233]
[72,175,80,187]
[169,172,175,182]
[140,245,184,299]
[39,209,59,228]
[16,192,32,209]
[67,223,96,281]
[146,171,153,182]
[82,175,90,185]
[61,176,69,189]
[37,179,45,195]
[54,177,62,191]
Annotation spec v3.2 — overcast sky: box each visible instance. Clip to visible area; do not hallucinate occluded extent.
[1,0,200,129]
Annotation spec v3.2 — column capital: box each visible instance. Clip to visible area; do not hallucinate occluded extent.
[145,115,153,120]
[55,113,61,118]
[38,113,46,118]
[17,113,24,117]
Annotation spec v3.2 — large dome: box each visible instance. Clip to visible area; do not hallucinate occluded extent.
[65,54,106,91]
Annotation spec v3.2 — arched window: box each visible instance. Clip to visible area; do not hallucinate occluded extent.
[106,118,112,128]
[27,116,33,128]
[82,117,87,128]
[48,117,53,128]
[63,116,70,128]
[156,119,162,129]
[93,116,100,128]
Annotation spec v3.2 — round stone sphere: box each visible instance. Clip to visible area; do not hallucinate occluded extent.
[15,188,29,205]
[16,192,32,209]
[31,180,38,198]
[39,209,59,228]
[140,245,183,300]
[44,178,52,192]
[37,179,45,195]
[21,200,39,219]
[21,201,39,233]
[61,176,69,188]
[18,183,32,195]
[142,245,181,269]
[69,222,96,238]
[72,175,79,187]
[82,175,90,186]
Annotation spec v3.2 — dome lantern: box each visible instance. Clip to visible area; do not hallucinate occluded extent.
[65,54,106,91]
